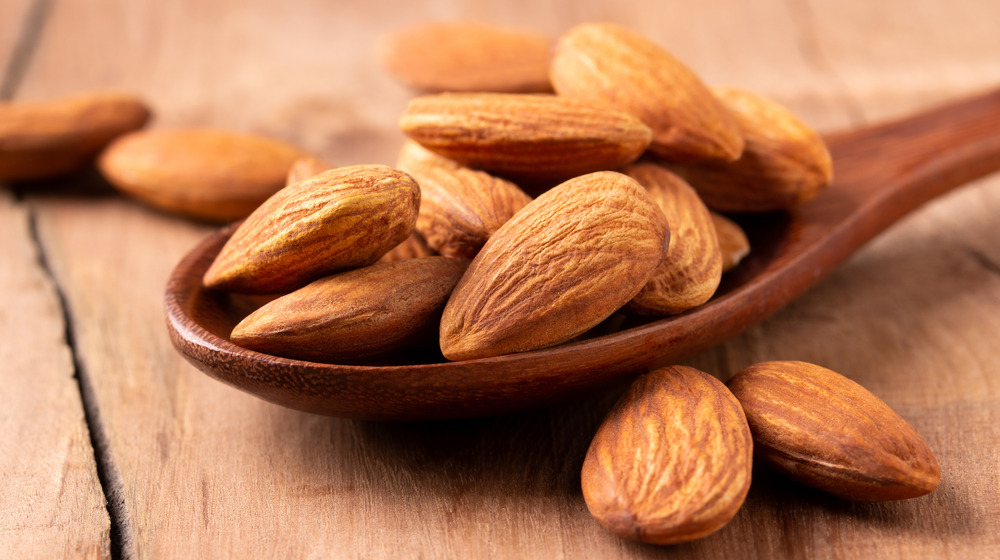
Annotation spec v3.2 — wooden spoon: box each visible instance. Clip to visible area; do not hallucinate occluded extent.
[165,87,1000,421]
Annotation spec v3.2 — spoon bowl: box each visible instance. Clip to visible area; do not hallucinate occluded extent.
[165,88,1000,420]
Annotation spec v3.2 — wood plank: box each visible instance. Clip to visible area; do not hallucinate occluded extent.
[15,0,1000,557]
[0,0,35,88]
[0,189,110,559]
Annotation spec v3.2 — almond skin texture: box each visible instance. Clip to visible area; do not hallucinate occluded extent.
[582,365,753,545]
[99,128,309,221]
[377,21,553,93]
[231,257,467,363]
[625,162,722,315]
[399,93,652,182]
[397,141,532,259]
[440,171,668,361]
[203,164,420,294]
[671,88,834,212]
[0,92,150,181]
[285,155,331,185]
[550,23,743,163]
[727,361,940,501]
[710,211,750,272]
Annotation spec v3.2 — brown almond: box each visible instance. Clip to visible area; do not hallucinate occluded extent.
[0,92,150,181]
[397,141,532,259]
[203,164,420,294]
[99,128,309,221]
[286,155,331,185]
[377,231,437,264]
[440,171,668,360]
[582,365,753,545]
[399,93,652,182]
[671,88,833,212]
[625,162,722,315]
[377,21,553,93]
[232,257,467,363]
[727,361,940,501]
[711,211,750,272]
[550,22,743,163]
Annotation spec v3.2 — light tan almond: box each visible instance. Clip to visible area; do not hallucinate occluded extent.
[99,128,309,221]
[232,257,467,363]
[671,88,833,212]
[398,142,532,259]
[550,22,743,163]
[582,365,753,545]
[377,231,437,264]
[377,21,553,93]
[286,155,331,185]
[625,162,722,315]
[440,171,668,360]
[711,211,750,272]
[0,92,150,181]
[203,164,420,293]
[399,93,652,182]
[727,361,940,501]
[395,138,461,172]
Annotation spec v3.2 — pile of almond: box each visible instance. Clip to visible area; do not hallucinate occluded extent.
[1,20,938,547]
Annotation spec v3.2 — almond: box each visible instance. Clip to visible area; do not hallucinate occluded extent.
[710,211,750,272]
[99,128,309,221]
[550,22,743,163]
[582,365,753,545]
[440,171,668,360]
[231,256,467,363]
[377,21,553,93]
[286,155,331,185]
[397,141,532,259]
[670,88,833,212]
[0,91,150,181]
[203,164,420,293]
[398,93,652,182]
[727,361,940,501]
[625,162,722,315]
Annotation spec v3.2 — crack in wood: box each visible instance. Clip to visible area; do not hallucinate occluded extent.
[0,0,54,101]
[27,208,133,560]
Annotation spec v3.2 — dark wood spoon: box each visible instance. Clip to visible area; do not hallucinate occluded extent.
[165,87,1000,421]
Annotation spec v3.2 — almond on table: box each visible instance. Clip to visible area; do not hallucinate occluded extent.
[377,21,553,94]
[0,91,150,182]
[99,128,309,221]
[727,360,940,501]
[582,365,753,545]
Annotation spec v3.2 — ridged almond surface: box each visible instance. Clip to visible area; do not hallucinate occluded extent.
[99,128,309,221]
[0,91,150,181]
[440,171,668,360]
[231,257,467,363]
[377,21,553,93]
[727,361,940,501]
[672,88,834,212]
[399,93,652,182]
[203,164,420,294]
[582,365,753,545]
[625,162,722,315]
[550,22,743,163]
[286,155,331,185]
[711,211,750,272]
[398,142,532,259]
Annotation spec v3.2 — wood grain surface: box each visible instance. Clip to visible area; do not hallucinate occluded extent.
[3,1,1000,558]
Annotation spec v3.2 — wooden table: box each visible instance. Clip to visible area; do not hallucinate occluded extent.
[3,1,1000,558]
